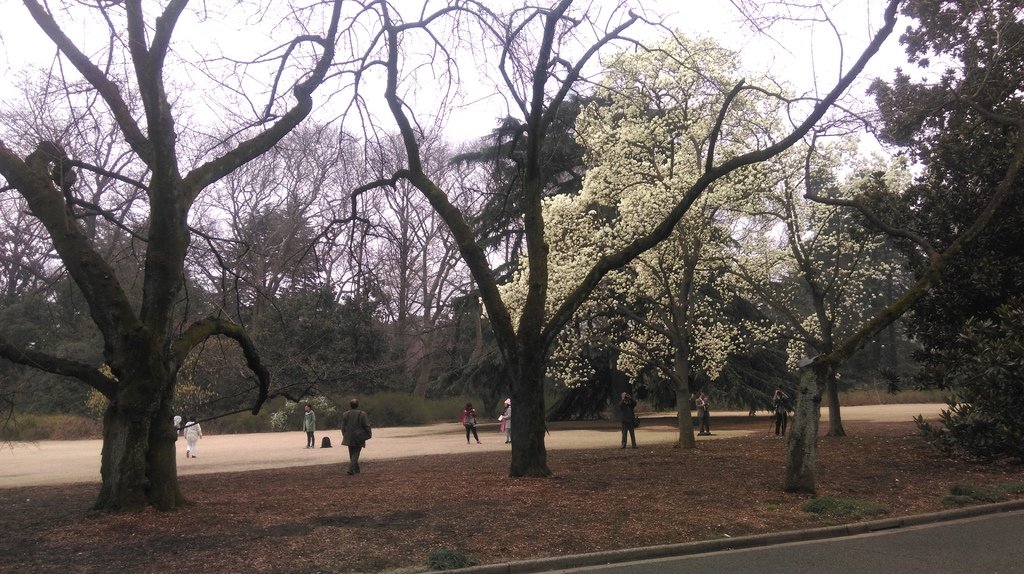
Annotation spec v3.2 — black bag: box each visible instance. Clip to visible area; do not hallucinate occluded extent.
[352,426,371,443]
[632,417,641,428]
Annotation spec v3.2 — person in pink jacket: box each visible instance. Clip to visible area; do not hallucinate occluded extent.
[499,398,511,444]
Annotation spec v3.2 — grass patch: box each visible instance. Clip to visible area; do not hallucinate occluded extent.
[1000,481,1024,495]
[942,484,1009,505]
[425,548,479,570]
[802,496,889,519]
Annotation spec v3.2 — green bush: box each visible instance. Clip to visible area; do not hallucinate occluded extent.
[268,396,340,432]
[205,410,275,435]
[802,497,889,519]
[917,300,1024,462]
[354,393,483,428]
[838,389,945,406]
[425,548,478,570]
[360,393,431,427]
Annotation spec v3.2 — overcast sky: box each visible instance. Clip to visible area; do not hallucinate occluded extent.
[0,1,911,144]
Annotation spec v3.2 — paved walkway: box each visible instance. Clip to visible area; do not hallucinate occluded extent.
[0,403,941,488]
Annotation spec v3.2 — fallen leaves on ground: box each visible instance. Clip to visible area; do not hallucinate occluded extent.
[1,420,1021,573]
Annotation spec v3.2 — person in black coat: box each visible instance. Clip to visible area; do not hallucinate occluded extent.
[619,392,638,449]
[340,398,372,475]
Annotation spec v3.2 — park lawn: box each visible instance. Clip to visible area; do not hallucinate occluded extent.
[1,420,1022,573]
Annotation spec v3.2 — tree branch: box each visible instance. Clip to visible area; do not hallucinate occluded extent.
[172,317,272,415]
[0,336,118,398]
[823,119,1024,366]
[543,0,902,351]
[21,0,153,163]
[182,1,344,198]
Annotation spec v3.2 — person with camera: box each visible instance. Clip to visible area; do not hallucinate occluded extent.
[696,392,711,436]
[772,386,791,436]
[619,391,638,449]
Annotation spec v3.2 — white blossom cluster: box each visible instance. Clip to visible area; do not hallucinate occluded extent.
[508,34,791,389]
[729,143,912,368]
[501,33,911,391]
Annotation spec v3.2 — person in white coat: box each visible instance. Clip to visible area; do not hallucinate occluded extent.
[183,417,203,458]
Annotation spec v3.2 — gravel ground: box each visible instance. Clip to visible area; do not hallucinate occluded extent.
[0,404,941,488]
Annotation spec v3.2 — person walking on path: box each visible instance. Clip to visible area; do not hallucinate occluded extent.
[696,393,711,436]
[499,398,512,444]
[183,416,202,458]
[303,403,317,448]
[173,414,183,436]
[461,403,481,444]
[772,386,791,436]
[340,398,372,475]
[619,391,638,449]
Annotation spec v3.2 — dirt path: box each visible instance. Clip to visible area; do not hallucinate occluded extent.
[0,403,941,488]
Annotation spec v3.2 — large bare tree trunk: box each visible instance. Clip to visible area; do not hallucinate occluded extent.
[509,349,551,477]
[784,366,825,493]
[95,379,184,511]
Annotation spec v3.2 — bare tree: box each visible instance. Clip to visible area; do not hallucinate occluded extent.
[349,0,900,477]
[360,133,474,398]
[0,0,343,511]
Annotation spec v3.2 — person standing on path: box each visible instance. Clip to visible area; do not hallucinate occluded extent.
[340,398,372,475]
[461,403,481,444]
[499,398,512,444]
[619,391,638,449]
[772,386,790,436]
[303,403,317,448]
[183,416,202,458]
[173,414,183,437]
[696,393,711,436]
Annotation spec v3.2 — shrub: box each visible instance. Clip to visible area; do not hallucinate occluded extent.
[268,396,339,432]
[802,496,888,519]
[838,389,945,406]
[360,393,431,427]
[0,413,101,441]
[425,548,478,570]
[356,393,483,428]
[207,410,275,435]
[916,300,1024,462]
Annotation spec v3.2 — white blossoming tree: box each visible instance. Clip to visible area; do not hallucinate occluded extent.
[729,143,911,439]
[364,0,900,477]
[504,35,781,449]
[742,135,1024,493]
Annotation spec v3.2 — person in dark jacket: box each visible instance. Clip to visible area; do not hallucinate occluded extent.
[619,392,638,449]
[461,403,481,444]
[772,386,791,436]
[340,398,372,475]
[696,393,711,436]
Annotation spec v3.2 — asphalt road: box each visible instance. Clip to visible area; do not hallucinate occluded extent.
[547,509,1024,574]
